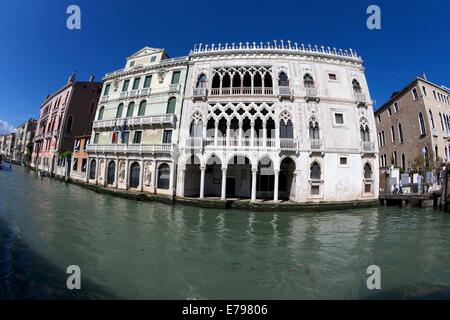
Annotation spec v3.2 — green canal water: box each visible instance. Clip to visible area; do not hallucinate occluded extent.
[1,165,450,299]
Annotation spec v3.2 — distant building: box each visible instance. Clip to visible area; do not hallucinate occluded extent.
[1,133,16,159]
[70,135,90,181]
[374,75,450,191]
[13,118,37,164]
[86,47,188,195]
[31,73,102,175]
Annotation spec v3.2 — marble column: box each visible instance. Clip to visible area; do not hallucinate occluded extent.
[251,169,257,202]
[273,170,280,202]
[139,160,145,192]
[221,168,227,200]
[200,166,206,199]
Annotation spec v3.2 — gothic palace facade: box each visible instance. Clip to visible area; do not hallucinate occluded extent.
[88,42,379,203]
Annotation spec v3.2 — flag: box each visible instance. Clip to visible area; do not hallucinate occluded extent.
[112,122,118,143]
[121,119,128,144]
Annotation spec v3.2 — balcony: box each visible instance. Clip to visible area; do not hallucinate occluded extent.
[100,95,109,103]
[129,90,139,98]
[192,87,208,101]
[355,93,367,107]
[310,139,323,150]
[168,84,180,93]
[304,87,320,102]
[361,141,375,152]
[185,137,297,150]
[432,128,438,137]
[92,114,176,130]
[139,88,151,97]
[86,143,175,154]
[119,92,128,100]
[209,87,274,97]
[278,86,293,100]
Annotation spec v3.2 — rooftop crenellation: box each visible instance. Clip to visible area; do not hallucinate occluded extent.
[190,40,361,60]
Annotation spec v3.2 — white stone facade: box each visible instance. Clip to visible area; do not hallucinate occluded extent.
[176,41,379,203]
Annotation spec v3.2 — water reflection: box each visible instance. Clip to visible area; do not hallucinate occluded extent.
[1,165,450,299]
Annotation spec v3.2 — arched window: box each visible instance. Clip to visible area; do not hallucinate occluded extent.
[429,109,435,129]
[138,101,146,116]
[89,159,96,180]
[278,72,289,87]
[398,123,404,143]
[310,162,321,180]
[264,73,273,88]
[309,118,320,139]
[364,163,372,179]
[418,112,426,135]
[190,119,203,137]
[212,74,220,89]
[107,161,116,185]
[116,103,124,118]
[360,120,370,142]
[352,79,362,94]
[435,145,439,161]
[253,72,262,88]
[97,106,105,120]
[280,120,293,139]
[129,162,140,188]
[126,102,135,117]
[401,153,406,169]
[196,74,207,88]
[157,163,170,189]
[303,74,315,88]
[65,116,73,135]
[166,97,176,114]
[424,146,429,159]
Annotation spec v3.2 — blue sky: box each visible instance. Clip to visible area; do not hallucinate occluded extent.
[0,0,449,133]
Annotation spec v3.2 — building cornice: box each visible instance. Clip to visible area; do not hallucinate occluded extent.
[189,41,363,65]
[103,57,189,81]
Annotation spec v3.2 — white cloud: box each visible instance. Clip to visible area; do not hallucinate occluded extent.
[0,120,16,135]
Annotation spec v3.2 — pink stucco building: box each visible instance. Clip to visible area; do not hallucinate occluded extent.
[32,74,102,174]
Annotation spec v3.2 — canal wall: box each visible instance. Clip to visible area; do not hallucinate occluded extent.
[27,165,379,212]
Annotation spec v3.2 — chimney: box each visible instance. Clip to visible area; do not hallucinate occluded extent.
[89,75,95,82]
[422,72,427,81]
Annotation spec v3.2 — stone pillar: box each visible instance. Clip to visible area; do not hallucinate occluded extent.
[125,159,130,190]
[152,160,157,193]
[103,158,108,187]
[226,123,231,147]
[214,124,219,147]
[239,123,243,147]
[263,123,267,147]
[251,122,255,147]
[251,169,257,202]
[275,123,280,149]
[200,166,206,199]
[94,158,99,185]
[114,159,119,188]
[294,170,301,202]
[274,170,280,202]
[86,157,90,183]
[178,167,186,197]
[169,162,175,196]
[221,168,227,200]
[139,159,145,192]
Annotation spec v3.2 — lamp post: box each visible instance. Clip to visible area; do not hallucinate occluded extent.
[422,146,427,194]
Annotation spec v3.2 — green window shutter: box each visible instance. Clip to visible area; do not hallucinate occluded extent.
[116,104,123,118]
[122,80,130,92]
[98,107,105,120]
[138,101,146,116]
[94,133,99,144]
[143,76,152,88]
[132,78,140,90]
[104,84,110,96]
[171,71,181,84]
[127,103,135,117]
[166,98,176,114]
